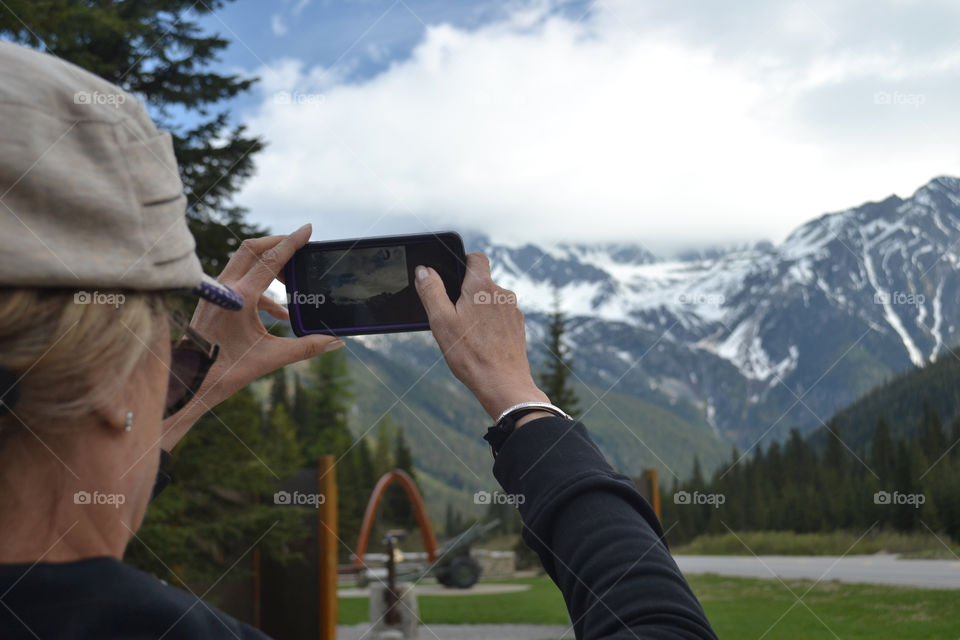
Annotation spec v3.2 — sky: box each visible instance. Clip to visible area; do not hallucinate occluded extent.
[196,0,960,254]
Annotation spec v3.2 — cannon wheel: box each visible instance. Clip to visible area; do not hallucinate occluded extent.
[441,556,481,589]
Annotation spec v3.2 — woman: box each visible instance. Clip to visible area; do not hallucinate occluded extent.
[0,42,717,639]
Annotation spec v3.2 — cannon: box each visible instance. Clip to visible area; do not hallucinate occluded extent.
[431,519,501,588]
[398,519,501,589]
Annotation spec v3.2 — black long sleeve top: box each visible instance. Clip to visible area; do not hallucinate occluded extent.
[493,416,718,640]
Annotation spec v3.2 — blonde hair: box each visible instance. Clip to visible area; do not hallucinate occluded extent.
[0,288,168,437]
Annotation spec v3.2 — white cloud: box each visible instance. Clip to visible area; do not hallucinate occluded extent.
[239,0,960,250]
[270,14,287,36]
[271,0,311,38]
[292,0,311,16]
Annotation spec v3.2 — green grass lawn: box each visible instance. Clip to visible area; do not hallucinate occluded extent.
[339,577,567,625]
[672,529,960,558]
[339,575,960,638]
[695,575,960,639]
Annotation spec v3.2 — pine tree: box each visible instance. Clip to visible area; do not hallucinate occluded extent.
[744,447,768,530]
[351,437,377,509]
[918,402,947,462]
[684,455,712,535]
[372,418,397,478]
[291,375,309,432]
[0,0,267,273]
[444,503,463,538]
[269,368,290,416]
[783,428,815,486]
[302,350,354,460]
[337,437,377,561]
[892,439,919,531]
[871,417,897,483]
[720,446,745,529]
[393,429,416,481]
[951,419,960,461]
[297,349,373,561]
[690,455,705,488]
[537,287,580,417]
[383,428,419,529]
[823,422,848,475]
[763,441,784,526]
[930,465,960,541]
[263,403,304,475]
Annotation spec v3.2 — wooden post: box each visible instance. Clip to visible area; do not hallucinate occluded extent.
[252,543,261,628]
[252,491,261,628]
[634,468,661,521]
[318,455,338,640]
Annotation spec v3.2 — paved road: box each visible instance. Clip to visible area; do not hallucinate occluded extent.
[675,553,960,589]
[339,583,531,598]
[336,623,573,639]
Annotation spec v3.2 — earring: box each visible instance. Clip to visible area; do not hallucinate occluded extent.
[124,411,133,432]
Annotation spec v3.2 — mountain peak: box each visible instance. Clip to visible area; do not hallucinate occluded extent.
[374,176,960,452]
[921,175,960,194]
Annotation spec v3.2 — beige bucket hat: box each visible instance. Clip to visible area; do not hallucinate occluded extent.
[0,41,243,310]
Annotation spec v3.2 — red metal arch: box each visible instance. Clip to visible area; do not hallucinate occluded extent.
[353,470,438,568]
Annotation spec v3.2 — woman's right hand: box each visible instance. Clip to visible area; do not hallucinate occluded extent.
[413,252,552,424]
[161,224,344,450]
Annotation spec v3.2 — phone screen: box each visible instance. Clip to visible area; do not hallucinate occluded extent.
[286,232,465,336]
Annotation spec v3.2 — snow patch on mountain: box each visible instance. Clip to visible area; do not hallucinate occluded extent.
[469,176,960,384]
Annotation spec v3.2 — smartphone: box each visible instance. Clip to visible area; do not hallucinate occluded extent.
[284,231,467,336]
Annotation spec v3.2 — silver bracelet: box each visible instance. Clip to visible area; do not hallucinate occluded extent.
[495,401,572,425]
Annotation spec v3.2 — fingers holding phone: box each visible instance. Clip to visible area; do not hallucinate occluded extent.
[189,224,343,390]
[415,252,547,420]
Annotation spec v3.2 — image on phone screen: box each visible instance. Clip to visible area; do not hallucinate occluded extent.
[286,232,465,336]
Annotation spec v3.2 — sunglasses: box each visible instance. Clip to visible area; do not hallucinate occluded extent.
[163,312,219,419]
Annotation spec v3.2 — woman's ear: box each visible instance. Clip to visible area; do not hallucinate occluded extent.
[92,397,133,434]
[92,348,164,434]
[93,311,171,436]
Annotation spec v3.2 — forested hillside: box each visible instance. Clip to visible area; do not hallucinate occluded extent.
[662,353,960,546]
[808,346,960,450]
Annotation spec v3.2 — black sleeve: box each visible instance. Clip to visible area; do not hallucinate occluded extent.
[493,417,718,640]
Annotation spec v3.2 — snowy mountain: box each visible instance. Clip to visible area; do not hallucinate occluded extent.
[362,176,960,448]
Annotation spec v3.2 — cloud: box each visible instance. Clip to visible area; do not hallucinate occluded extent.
[271,0,311,38]
[292,0,311,16]
[270,14,287,36]
[239,0,960,250]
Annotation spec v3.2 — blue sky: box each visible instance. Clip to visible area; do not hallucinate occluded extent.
[202,2,592,73]
[199,1,592,116]
[189,0,960,253]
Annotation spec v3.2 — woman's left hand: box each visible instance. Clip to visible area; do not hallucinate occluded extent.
[160,223,345,450]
